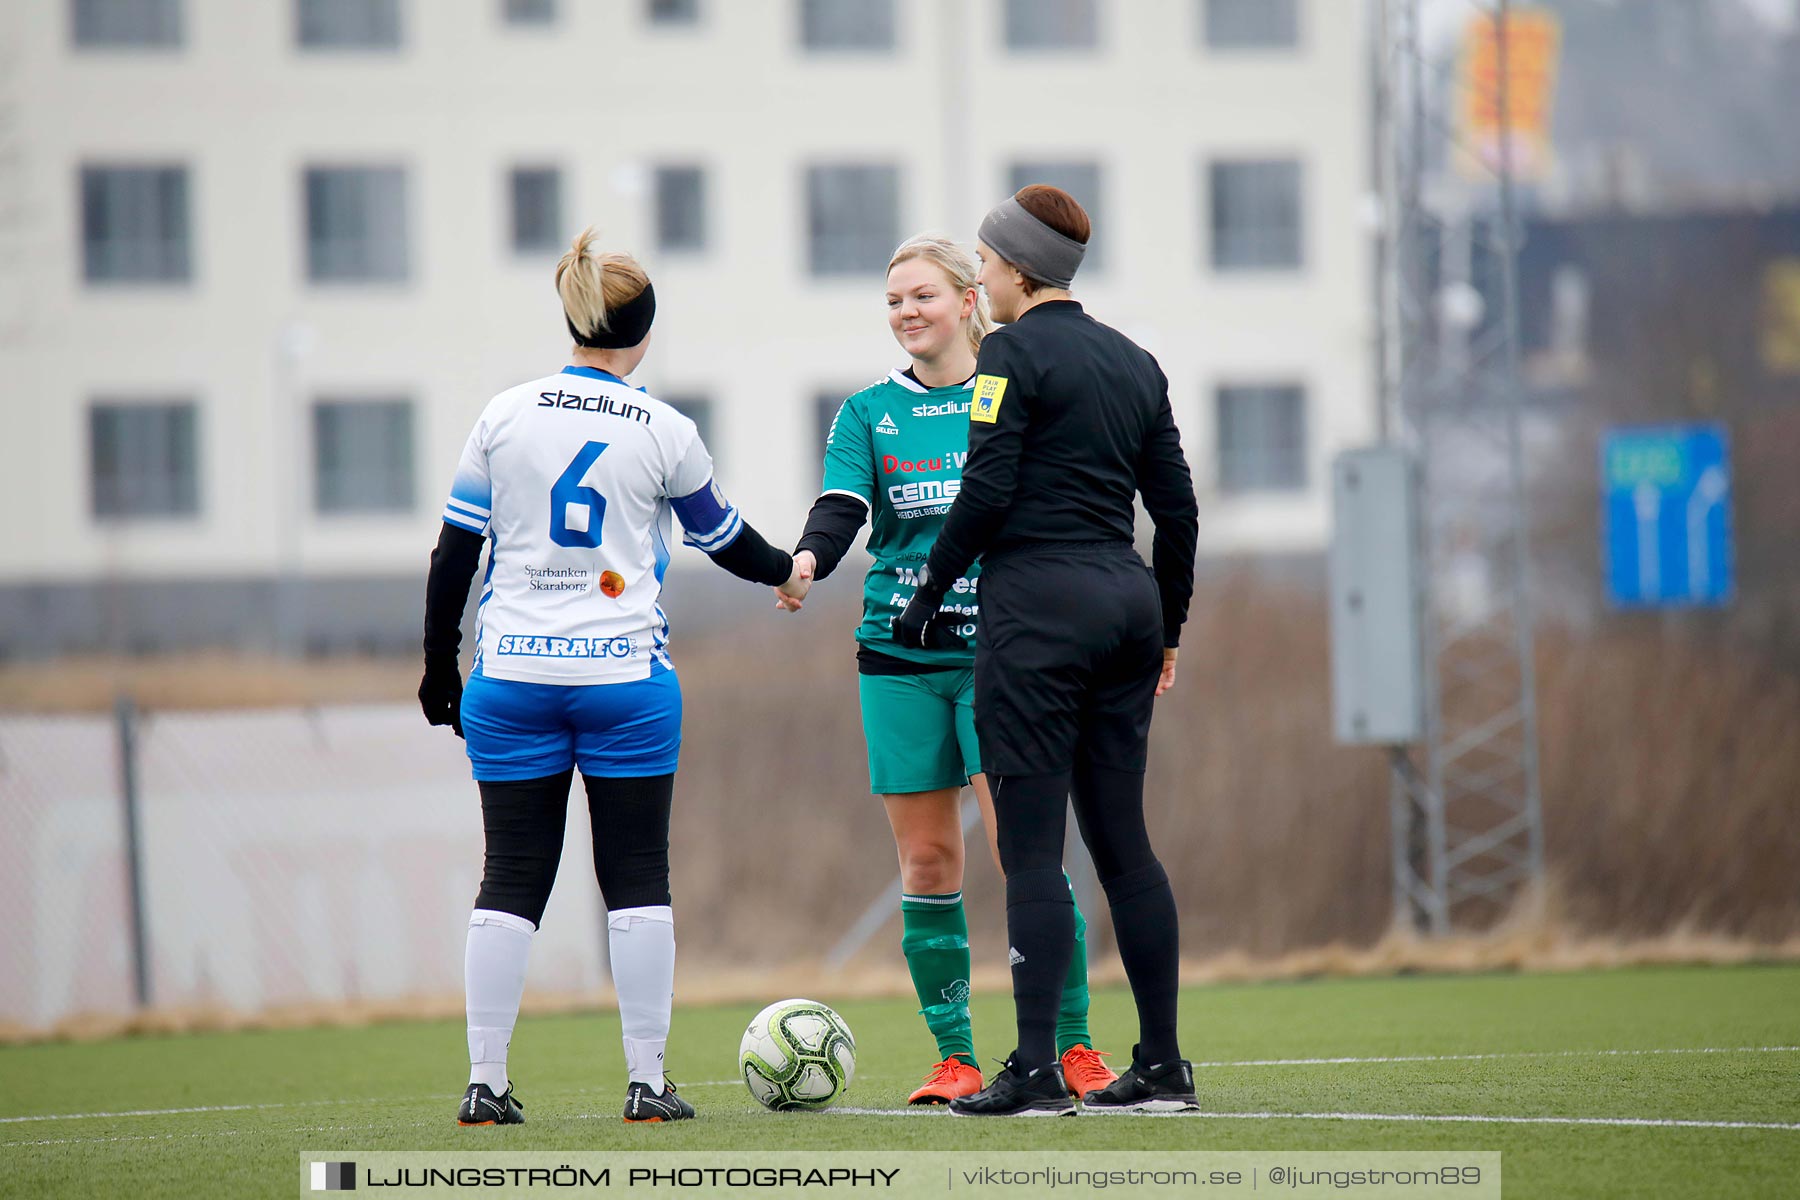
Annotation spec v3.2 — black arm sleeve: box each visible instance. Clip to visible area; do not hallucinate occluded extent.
[1137,379,1200,648]
[922,336,1029,600]
[423,522,485,663]
[706,520,794,586]
[794,493,870,581]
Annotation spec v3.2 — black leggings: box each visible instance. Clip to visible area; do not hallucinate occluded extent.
[993,760,1157,883]
[993,762,1181,1068]
[473,770,674,928]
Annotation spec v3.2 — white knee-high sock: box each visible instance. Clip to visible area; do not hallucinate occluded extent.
[607,905,675,1094]
[466,908,536,1092]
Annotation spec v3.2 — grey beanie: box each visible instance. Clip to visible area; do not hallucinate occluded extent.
[977,196,1087,289]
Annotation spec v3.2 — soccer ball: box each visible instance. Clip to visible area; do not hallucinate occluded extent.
[739,998,856,1111]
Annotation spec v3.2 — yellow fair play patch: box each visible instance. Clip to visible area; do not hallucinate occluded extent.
[971,374,1008,423]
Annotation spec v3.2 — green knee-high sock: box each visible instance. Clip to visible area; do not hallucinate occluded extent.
[1056,874,1094,1057]
[899,892,975,1066]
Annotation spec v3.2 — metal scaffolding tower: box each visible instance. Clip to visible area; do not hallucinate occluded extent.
[1376,0,1544,933]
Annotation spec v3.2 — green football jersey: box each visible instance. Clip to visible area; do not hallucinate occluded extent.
[820,369,980,666]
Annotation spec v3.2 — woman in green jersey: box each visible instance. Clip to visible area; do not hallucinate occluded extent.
[775,235,1118,1105]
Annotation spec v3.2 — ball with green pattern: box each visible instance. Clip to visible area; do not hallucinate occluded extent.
[739,998,857,1111]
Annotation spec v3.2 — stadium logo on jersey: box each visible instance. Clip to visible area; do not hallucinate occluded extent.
[971,375,1008,424]
[912,399,970,418]
[536,389,651,426]
[496,634,638,659]
[876,412,900,436]
[887,478,961,517]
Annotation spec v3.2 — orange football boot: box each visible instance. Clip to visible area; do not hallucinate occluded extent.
[907,1057,984,1105]
[1060,1044,1119,1100]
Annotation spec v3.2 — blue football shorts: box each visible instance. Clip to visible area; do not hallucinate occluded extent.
[459,670,682,781]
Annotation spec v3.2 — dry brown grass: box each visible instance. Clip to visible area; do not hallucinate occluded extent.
[10,909,1796,1045]
[4,572,1796,1038]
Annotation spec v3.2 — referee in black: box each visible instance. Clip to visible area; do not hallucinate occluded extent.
[894,186,1200,1116]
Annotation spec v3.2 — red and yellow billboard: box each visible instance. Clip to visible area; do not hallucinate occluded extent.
[1456,8,1562,181]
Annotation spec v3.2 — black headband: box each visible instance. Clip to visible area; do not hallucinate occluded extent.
[567,281,656,349]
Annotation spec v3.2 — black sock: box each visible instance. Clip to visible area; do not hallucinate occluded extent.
[1102,861,1181,1065]
[1005,867,1076,1072]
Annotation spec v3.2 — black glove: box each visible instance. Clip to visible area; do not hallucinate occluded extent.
[892,567,966,651]
[418,655,465,738]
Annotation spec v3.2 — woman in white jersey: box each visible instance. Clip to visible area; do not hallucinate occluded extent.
[420,228,810,1125]
[775,236,1117,1106]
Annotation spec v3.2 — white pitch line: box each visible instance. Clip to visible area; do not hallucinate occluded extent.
[1187,1111,1800,1132]
[4,1047,1795,1127]
[0,1099,348,1125]
[6,1121,433,1149]
[1191,1045,1800,1069]
[824,1108,1800,1132]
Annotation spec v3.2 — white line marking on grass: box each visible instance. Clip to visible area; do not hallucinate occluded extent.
[822,1108,1800,1131]
[1193,1046,1800,1069]
[1185,1111,1800,1132]
[6,1048,1794,1127]
[0,1100,349,1124]
[5,1121,430,1149]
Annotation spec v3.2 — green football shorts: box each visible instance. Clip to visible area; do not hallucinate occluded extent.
[857,670,982,795]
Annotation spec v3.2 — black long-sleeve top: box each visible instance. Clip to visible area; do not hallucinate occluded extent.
[920,300,1200,647]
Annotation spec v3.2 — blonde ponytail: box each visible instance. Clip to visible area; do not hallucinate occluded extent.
[555,226,651,342]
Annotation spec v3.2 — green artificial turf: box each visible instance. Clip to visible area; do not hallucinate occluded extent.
[3,965,1796,1197]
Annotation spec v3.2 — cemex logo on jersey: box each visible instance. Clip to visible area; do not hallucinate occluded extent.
[537,389,651,426]
[883,451,967,475]
[497,635,639,659]
[888,478,960,518]
[876,413,900,436]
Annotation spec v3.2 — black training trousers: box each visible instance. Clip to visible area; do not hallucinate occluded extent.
[473,770,674,928]
[973,544,1164,777]
[976,544,1182,1071]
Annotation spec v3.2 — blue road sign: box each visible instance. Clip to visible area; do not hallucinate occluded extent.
[1602,425,1734,608]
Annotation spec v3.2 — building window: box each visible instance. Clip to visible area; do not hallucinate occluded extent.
[296,0,400,50]
[503,0,555,25]
[304,166,408,282]
[648,0,698,24]
[800,0,894,51]
[90,401,200,518]
[313,399,414,514]
[654,166,706,253]
[1004,0,1097,50]
[1208,158,1303,271]
[1216,384,1306,494]
[71,0,182,47]
[81,165,191,283]
[1203,0,1299,49]
[664,394,715,463]
[1007,161,1103,271]
[815,391,853,463]
[509,167,562,254]
[806,164,900,276]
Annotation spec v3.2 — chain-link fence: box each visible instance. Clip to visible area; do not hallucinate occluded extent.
[0,704,609,1036]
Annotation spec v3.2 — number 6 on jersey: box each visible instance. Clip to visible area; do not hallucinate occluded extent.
[550,441,610,548]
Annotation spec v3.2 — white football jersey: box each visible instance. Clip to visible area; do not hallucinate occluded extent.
[441,366,743,685]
